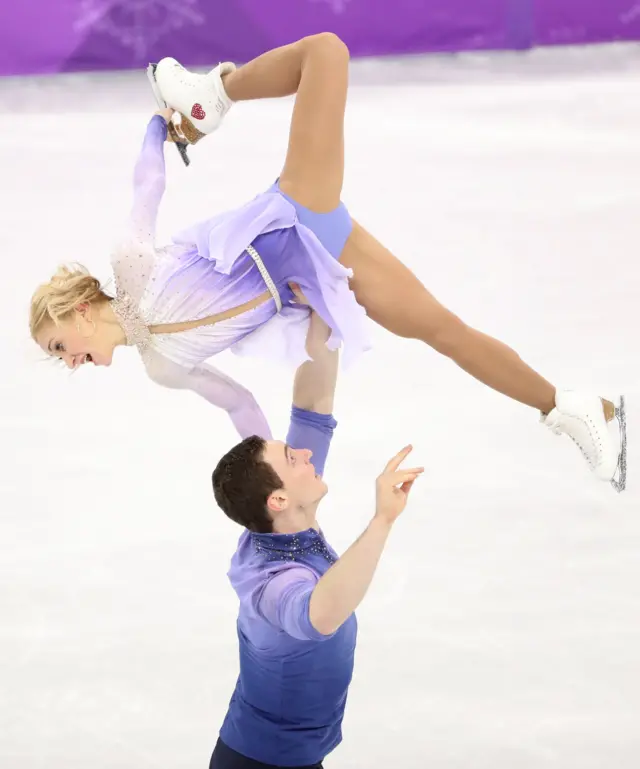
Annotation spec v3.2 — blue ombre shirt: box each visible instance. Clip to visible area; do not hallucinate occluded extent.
[219,407,358,767]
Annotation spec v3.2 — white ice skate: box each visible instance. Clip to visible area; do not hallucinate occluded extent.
[542,391,627,492]
[146,57,236,166]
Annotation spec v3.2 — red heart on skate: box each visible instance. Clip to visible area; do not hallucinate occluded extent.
[191,103,206,120]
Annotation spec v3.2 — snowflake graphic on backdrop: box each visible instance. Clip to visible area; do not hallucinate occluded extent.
[620,3,640,23]
[74,0,204,58]
[310,0,352,14]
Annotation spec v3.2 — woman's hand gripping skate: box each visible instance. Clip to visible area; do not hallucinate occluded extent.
[155,107,188,145]
[155,106,208,148]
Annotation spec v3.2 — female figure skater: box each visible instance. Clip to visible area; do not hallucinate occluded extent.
[29,34,625,490]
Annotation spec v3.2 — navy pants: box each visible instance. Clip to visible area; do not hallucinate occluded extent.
[210,739,324,769]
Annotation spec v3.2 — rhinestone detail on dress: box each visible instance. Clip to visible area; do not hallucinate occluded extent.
[111,291,152,353]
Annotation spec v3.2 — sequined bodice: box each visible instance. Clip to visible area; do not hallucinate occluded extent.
[111,291,152,355]
[108,114,277,369]
[104,114,369,443]
[110,240,278,371]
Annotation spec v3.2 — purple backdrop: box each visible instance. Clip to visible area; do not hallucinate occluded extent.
[0,0,639,76]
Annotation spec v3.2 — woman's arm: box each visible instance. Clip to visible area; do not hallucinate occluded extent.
[146,356,273,440]
[110,113,170,301]
[127,113,169,244]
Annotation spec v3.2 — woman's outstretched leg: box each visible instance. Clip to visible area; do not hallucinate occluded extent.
[340,222,559,413]
[339,220,623,486]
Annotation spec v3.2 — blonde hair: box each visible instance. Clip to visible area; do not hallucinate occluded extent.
[29,264,112,340]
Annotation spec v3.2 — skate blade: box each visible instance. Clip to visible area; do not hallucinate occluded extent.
[610,395,627,493]
[147,63,190,167]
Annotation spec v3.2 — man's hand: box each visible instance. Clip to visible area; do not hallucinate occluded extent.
[374,445,423,525]
[308,445,423,636]
[289,282,310,305]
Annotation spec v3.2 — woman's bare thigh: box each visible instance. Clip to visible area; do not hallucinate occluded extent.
[339,220,464,341]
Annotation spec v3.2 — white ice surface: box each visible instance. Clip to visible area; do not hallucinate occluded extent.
[1,43,639,769]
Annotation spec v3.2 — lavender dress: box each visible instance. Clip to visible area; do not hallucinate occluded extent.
[110,116,370,439]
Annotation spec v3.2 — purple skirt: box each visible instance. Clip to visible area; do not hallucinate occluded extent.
[172,185,371,369]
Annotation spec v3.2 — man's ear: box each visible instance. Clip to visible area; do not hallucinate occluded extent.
[266,489,289,515]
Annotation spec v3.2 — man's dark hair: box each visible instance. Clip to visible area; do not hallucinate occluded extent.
[212,435,284,534]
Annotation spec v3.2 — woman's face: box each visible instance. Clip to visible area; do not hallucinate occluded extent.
[36,307,117,368]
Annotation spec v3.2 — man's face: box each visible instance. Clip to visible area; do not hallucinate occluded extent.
[262,440,328,512]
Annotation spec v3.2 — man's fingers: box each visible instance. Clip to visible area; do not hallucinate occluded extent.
[383,444,413,473]
[383,469,424,486]
[400,479,415,495]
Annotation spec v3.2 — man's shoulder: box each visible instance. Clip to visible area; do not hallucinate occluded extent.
[229,533,319,598]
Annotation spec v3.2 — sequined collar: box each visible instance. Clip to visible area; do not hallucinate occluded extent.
[251,528,320,553]
[111,292,152,352]
[251,528,337,565]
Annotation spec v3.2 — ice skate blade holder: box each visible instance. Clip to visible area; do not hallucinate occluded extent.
[147,62,207,167]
